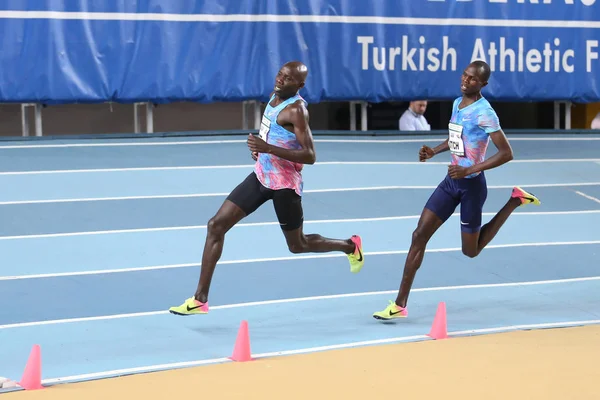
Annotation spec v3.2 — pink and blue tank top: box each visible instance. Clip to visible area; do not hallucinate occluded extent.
[448,96,501,179]
[254,93,307,196]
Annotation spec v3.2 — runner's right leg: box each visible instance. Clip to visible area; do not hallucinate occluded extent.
[169,172,270,315]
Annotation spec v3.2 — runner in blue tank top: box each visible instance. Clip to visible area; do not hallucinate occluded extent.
[374,61,542,321]
[169,61,365,316]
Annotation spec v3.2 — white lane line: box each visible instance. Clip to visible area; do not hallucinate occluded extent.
[575,190,600,205]
[316,137,600,143]
[319,159,600,164]
[0,192,233,205]
[2,240,600,282]
[0,164,252,175]
[0,209,597,241]
[0,158,599,176]
[2,275,599,330]
[0,136,598,149]
[1,182,600,205]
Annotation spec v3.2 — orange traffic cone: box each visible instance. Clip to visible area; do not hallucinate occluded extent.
[18,345,44,390]
[427,302,449,340]
[229,321,253,362]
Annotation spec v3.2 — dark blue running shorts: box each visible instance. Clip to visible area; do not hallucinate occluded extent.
[424,172,488,233]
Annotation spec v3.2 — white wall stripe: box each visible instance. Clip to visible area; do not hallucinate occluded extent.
[0,11,597,29]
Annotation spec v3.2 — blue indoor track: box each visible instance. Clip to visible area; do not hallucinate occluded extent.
[1,134,600,385]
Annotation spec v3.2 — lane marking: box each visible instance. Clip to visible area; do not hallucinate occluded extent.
[38,318,600,385]
[316,137,600,143]
[0,234,599,281]
[0,140,249,148]
[41,356,233,385]
[0,193,232,205]
[575,190,600,205]
[0,136,598,150]
[313,159,600,164]
[0,158,599,176]
[2,182,600,205]
[0,164,252,175]
[306,182,600,192]
[2,275,599,330]
[0,209,598,241]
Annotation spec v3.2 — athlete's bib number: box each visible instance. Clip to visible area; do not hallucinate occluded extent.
[259,116,271,141]
[448,123,465,157]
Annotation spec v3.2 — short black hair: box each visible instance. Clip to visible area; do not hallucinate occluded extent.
[471,60,491,82]
[283,61,308,83]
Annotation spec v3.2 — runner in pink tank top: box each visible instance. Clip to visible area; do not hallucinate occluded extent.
[254,92,306,196]
[169,61,365,316]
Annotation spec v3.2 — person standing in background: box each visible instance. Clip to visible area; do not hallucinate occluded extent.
[399,100,430,131]
[591,112,600,129]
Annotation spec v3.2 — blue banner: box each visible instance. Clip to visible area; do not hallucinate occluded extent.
[0,1,598,104]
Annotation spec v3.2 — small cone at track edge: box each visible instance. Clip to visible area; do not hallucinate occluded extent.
[18,345,44,390]
[229,320,253,362]
[427,302,449,340]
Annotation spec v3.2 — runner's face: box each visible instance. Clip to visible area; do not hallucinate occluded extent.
[274,66,303,97]
[460,65,484,95]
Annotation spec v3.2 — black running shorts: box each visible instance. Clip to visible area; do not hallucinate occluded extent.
[226,172,304,231]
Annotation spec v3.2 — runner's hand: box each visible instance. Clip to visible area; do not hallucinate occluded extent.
[419,145,434,162]
[247,134,270,154]
[448,165,469,179]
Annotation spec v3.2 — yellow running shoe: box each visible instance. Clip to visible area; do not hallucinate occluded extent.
[169,297,209,316]
[347,235,364,273]
[373,300,408,320]
[511,187,541,206]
